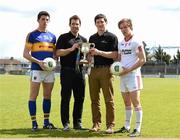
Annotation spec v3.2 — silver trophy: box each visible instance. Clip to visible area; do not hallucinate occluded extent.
[80,42,95,64]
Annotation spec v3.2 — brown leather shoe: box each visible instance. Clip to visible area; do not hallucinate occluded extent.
[89,123,100,132]
[105,125,114,134]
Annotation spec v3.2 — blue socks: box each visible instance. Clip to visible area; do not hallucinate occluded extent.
[28,100,37,127]
[29,99,51,127]
[43,99,51,126]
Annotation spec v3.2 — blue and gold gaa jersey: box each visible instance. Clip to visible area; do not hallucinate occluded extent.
[25,30,56,70]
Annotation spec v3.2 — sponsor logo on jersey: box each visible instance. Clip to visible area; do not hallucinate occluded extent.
[122,49,132,54]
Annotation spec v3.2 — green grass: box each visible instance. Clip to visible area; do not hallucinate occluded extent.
[0,75,180,138]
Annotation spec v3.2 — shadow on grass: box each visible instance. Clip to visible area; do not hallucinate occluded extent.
[0,128,123,138]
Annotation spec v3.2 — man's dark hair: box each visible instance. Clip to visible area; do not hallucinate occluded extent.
[69,15,81,25]
[94,14,107,23]
[37,11,50,21]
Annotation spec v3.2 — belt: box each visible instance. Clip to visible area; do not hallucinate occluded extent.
[61,67,76,70]
[93,65,110,68]
[61,66,82,71]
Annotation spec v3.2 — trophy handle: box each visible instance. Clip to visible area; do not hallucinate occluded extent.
[89,43,95,48]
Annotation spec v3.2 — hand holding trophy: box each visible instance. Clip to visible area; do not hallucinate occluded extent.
[80,42,95,64]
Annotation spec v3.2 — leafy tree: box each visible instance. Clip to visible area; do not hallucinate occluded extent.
[153,45,171,65]
[176,49,180,61]
[154,45,164,63]
[162,52,171,65]
[171,49,180,64]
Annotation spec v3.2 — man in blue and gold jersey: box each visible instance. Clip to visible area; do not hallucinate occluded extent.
[23,11,57,131]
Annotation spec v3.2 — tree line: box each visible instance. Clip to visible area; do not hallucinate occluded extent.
[143,41,180,65]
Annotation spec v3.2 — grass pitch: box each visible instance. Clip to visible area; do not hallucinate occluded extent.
[0,75,180,138]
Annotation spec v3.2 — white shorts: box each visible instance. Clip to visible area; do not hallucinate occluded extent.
[30,70,55,83]
[120,73,143,93]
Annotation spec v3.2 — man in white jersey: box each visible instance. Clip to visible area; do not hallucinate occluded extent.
[114,18,146,137]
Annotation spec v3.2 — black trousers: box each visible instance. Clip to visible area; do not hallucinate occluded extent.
[60,68,85,127]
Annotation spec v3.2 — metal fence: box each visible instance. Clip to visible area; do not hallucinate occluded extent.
[141,63,180,75]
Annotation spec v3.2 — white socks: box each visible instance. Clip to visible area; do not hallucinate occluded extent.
[135,106,143,132]
[124,106,142,132]
[125,106,132,130]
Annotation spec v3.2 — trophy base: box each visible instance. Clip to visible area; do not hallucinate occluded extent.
[80,60,89,64]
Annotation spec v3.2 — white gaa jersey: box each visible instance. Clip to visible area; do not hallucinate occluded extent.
[118,36,143,75]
